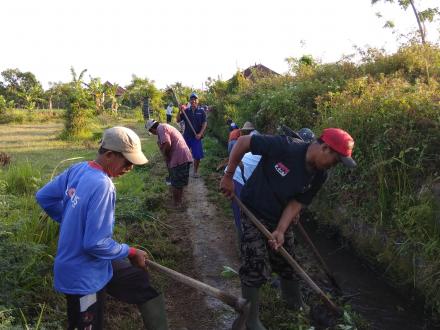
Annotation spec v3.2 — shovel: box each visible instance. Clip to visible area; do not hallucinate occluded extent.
[146,259,250,330]
[233,196,343,316]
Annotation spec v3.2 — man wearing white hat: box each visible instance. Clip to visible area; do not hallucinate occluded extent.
[36,126,169,330]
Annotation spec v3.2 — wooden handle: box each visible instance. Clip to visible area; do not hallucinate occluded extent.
[233,196,342,315]
[170,88,198,137]
[180,107,198,137]
[146,259,247,313]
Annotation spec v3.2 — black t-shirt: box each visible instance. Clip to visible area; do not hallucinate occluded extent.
[240,135,328,224]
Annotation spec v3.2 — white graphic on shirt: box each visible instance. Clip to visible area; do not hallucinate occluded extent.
[274,162,290,177]
[65,187,80,208]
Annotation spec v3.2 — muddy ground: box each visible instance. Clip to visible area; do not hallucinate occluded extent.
[162,175,241,330]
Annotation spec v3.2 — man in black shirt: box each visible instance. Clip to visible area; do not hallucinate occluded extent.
[220,128,356,330]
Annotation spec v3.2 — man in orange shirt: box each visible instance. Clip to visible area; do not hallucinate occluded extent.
[228,123,240,154]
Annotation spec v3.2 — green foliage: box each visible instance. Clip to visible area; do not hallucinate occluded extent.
[45,81,72,110]
[0,161,61,328]
[3,162,41,195]
[360,43,440,82]
[315,54,440,316]
[0,108,64,125]
[165,82,193,106]
[206,43,440,320]
[0,95,6,114]
[103,82,122,113]
[206,58,359,143]
[0,68,44,109]
[87,77,105,114]
[122,75,164,119]
[62,68,94,139]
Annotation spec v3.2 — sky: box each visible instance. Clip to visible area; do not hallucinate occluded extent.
[1,0,439,90]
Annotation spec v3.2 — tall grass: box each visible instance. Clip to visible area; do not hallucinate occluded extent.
[0,108,65,124]
[3,162,41,195]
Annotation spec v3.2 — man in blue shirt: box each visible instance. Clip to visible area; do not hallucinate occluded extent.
[36,126,168,330]
[176,92,207,178]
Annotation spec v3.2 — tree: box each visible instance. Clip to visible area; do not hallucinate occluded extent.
[0,68,44,109]
[286,55,318,77]
[166,82,193,106]
[122,75,163,117]
[0,95,6,114]
[104,82,120,113]
[62,67,92,138]
[87,77,105,114]
[372,0,439,44]
[46,81,72,110]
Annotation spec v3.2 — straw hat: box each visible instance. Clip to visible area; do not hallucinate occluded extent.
[240,121,255,131]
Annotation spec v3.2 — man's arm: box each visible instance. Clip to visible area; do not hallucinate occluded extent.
[160,141,171,162]
[35,170,69,223]
[220,135,252,198]
[176,107,185,123]
[269,199,303,250]
[196,122,207,140]
[157,125,172,162]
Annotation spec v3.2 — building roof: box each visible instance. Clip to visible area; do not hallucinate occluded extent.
[104,81,126,97]
[242,64,279,80]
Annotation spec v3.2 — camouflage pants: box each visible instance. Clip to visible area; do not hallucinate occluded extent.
[239,213,299,287]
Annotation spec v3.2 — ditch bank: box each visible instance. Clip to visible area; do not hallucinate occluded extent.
[300,216,436,330]
[156,142,436,328]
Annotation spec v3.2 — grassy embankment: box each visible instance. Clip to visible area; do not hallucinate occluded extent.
[203,43,440,323]
[0,110,181,329]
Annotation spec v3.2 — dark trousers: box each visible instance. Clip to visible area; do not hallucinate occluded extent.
[231,179,244,238]
[66,259,159,330]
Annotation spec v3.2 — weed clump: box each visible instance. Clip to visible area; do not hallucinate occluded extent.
[0,152,11,166]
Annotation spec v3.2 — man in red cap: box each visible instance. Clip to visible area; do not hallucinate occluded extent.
[220,128,355,330]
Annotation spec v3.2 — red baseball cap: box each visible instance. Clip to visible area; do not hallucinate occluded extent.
[320,128,356,168]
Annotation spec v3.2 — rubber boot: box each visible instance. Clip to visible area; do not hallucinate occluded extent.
[242,285,267,330]
[280,278,303,310]
[138,294,169,330]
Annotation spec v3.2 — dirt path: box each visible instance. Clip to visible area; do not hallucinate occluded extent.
[164,174,241,330]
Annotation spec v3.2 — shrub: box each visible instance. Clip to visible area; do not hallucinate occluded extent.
[0,95,6,114]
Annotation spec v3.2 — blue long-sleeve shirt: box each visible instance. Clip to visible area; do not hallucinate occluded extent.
[35,161,129,295]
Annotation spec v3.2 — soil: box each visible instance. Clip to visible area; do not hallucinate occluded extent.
[162,175,241,330]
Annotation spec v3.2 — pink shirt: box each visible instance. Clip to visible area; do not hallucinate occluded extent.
[157,124,193,168]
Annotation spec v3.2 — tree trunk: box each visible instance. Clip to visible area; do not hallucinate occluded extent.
[409,0,426,44]
[111,98,119,113]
